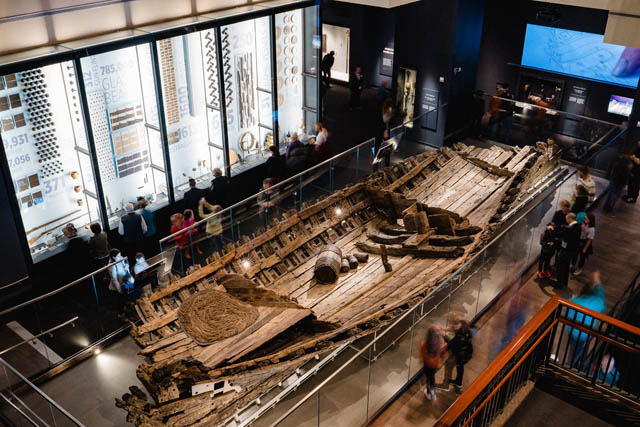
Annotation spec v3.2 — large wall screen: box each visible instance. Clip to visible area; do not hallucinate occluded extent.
[521,24,640,88]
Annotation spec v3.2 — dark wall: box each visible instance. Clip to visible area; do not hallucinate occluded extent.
[476,0,634,124]
[393,0,459,145]
[447,0,486,134]
[0,164,29,288]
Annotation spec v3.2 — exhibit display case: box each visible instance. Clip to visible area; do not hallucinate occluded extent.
[0,63,101,263]
[156,30,225,199]
[223,16,275,174]
[80,44,170,228]
[0,0,320,263]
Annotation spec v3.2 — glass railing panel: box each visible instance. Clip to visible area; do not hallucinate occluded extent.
[317,347,370,427]
[366,315,413,418]
[468,93,624,166]
[0,358,82,426]
[407,278,455,380]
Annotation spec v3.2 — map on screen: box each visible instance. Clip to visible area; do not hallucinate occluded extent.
[521,24,640,88]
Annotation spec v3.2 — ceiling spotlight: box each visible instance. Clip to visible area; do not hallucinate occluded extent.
[335,208,342,216]
[242,260,250,269]
[93,348,101,355]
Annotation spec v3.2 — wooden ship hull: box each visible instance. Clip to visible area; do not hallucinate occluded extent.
[116,142,559,426]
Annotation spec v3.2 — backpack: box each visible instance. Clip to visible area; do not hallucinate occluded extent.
[454,330,474,364]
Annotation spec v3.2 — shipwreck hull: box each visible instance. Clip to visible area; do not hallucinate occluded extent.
[117,142,559,426]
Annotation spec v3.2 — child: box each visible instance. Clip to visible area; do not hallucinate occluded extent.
[538,225,555,279]
[170,213,189,259]
[573,212,595,276]
[198,199,224,253]
[183,209,203,256]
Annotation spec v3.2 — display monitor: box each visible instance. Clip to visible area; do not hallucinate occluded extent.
[608,94,634,116]
[521,24,640,88]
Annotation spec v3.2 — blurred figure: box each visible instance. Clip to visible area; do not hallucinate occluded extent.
[183,209,203,256]
[624,140,640,203]
[376,80,390,107]
[421,326,447,401]
[257,178,279,227]
[537,224,555,279]
[349,66,364,110]
[498,84,514,142]
[321,50,335,84]
[198,199,224,253]
[265,145,286,183]
[442,320,474,391]
[170,213,189,259]
[488,87,505,140]
[567,271,605,369]
[571,185,589,213]
[603,156,631,216]
[576,166,596,203]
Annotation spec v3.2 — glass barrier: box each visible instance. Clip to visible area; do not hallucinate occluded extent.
[158,137,378,276]
[0,357,82,426]
[467,93,625,172]
[0,257,138,381]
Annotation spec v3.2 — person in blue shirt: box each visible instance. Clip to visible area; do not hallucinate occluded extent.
[566,270,605,369]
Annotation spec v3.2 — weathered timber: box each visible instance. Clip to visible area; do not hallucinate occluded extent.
[355,241,465,259]
[429,235,474,247]
[367,232,412,245]
[380,244,393,272]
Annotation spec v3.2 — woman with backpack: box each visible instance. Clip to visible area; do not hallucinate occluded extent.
[442,320,474,390]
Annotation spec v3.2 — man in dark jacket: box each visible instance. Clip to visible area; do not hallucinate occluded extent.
[443,320,474,389]
[349,66,364,110]
[183,178,207,220]
[321,51,335,83]
[553,212,581,288]
[118,203,147,265]
[207,168,231,208]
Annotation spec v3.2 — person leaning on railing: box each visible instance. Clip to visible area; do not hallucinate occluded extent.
[198,199,224,253]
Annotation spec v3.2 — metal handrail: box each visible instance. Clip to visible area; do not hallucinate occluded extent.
[436,296,640,426]
[0,257,126,317]
[267,164,573,426]
[0,357,85,426]
[160,136,377,243]
[481,92,626,129]
[0,316,79,356]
